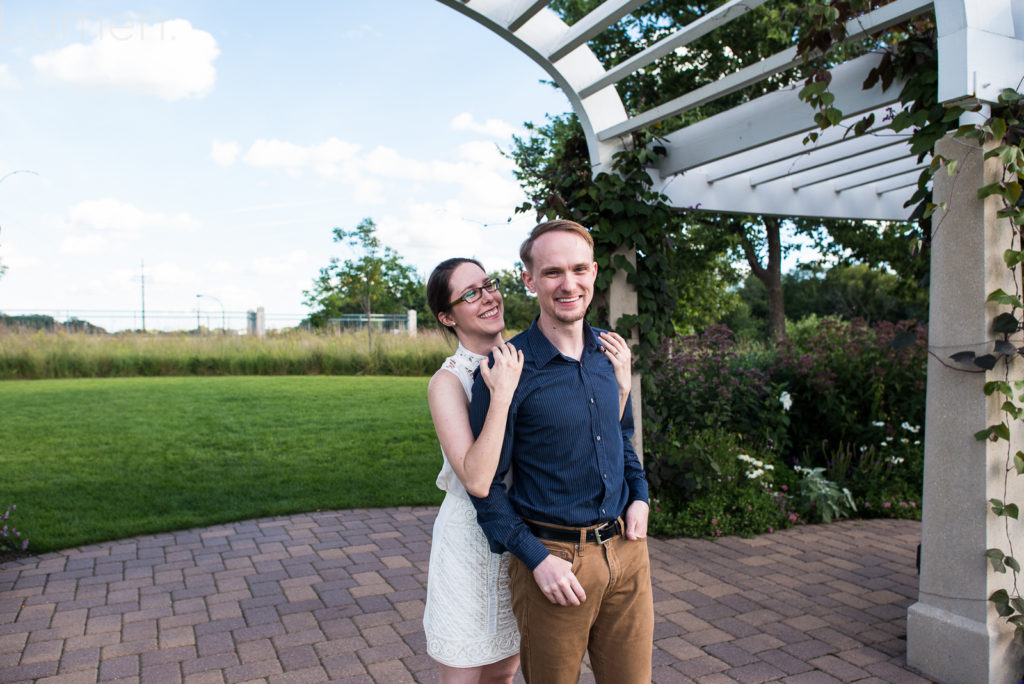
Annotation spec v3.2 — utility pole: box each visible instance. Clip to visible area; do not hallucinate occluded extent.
[140,260,146,332]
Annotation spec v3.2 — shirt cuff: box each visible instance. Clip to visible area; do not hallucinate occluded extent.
[511,532,551,571]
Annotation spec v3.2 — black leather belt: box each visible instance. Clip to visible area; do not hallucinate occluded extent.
[527,519,622,545]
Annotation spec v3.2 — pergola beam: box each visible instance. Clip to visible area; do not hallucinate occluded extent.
[657,52,903,177]
[546,0,648,63]
[596,0,932,141]
[577,0,769,99]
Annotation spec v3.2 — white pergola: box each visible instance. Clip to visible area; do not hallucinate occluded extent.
[437,1,1024,682]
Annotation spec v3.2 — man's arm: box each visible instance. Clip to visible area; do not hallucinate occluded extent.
[619,395,651,539]
[467,370,550,569]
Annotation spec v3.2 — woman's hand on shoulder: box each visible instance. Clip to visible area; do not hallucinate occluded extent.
[479,342,524,405]
[599,331,632,396]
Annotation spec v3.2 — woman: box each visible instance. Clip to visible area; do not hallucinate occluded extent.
[422,257,633,684]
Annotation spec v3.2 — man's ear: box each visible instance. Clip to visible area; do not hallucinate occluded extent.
[522,268,536,294]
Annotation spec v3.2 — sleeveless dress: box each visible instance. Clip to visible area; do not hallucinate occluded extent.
[423,344,520,667]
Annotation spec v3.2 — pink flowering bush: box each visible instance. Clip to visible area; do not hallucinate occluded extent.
[0,505,29,554]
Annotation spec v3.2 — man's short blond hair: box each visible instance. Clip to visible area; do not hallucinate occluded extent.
[519,219,594,271]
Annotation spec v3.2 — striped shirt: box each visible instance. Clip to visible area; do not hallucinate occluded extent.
[468,319,649,570]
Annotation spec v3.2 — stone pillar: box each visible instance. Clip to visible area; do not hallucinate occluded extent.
[407,309,417,336]
[907,135,1024,682]
[607,244,643,461]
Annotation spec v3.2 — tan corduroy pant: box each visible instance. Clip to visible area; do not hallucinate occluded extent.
[508,531,654,684]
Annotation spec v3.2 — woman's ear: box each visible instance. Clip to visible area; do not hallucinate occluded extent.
[438,311,455,328]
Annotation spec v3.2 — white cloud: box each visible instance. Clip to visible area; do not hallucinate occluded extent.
[0,242,40,269]
[450,112,519,140]
[0,65,20,90]
[66,198,201,235]
[149,262,200,286]
[32,18,218,101]
[211,139,240,166]
[242,138,361,178]
[250,249,309,277]
[60,234,108,254]
[457,140,513,169]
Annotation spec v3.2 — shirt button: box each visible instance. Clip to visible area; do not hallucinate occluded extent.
[603,473,607,479]
[590,397,595,403]
[596,435,601,441]
[601,508,606,514]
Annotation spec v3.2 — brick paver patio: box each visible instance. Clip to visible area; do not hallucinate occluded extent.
[0,511,931,683]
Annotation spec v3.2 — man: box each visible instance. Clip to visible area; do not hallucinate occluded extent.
[469,219,653,683]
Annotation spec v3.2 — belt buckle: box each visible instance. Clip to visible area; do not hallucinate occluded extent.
[593,521,615,545]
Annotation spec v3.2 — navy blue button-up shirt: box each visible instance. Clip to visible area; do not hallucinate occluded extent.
[468,319,649,570]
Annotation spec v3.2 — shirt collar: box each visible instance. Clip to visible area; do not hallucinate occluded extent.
[523,317,603,367]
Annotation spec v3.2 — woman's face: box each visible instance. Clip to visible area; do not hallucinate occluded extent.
[441,262,505,338]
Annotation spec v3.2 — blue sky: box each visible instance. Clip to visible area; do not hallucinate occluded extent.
[0,2,570,331]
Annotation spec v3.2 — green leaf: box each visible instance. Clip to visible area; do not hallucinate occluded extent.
[995,422,1012,441]
[1014,452,1024,475]
[952,351,976,364]
[992,588,1011,604]
[1001,401,1023,419]
[992,118,1008,141]
[1004,250,1024,268]
[987,289,1023,307]
[994,313,1020,334]
[976,427,994,441]
[1006,182,1022,206]
[1005,504,1020,519]
[974,354,998,371]
[987,548,1007,572]
[985,380,1014,398]
[1008,557,1022,574]
[979,182,1005,200]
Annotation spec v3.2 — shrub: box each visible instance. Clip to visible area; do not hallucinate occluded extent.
[792,466,857,524]
[773,317,926,466]
[649,488,791,538]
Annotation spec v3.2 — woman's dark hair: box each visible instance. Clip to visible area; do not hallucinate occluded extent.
[427,257,484,336]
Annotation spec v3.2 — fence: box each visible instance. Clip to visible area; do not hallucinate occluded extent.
[0,308,310,334]
[328,311,417,336]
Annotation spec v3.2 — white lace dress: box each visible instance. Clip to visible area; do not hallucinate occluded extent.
[423,344,520,667]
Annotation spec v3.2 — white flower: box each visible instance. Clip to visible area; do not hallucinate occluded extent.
[888,456,905,465]
[764,464,775,471]
[901,422,920,434]
[737,454,754,463]
[779,391,793,411]
[871,421,885,427]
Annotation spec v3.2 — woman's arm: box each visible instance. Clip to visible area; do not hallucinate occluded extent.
[428,343,523,497]
[599,331,632,419]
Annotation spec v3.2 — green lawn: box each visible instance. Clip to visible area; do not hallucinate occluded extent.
[1,376,442,552]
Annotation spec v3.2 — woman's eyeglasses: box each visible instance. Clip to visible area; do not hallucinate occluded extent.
[449,277,500,307]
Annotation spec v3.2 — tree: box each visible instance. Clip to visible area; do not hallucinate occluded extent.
[493,263,538,332]
[303,218,420,349]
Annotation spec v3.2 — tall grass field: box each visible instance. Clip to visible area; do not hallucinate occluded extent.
[0,328,455,379]
[1,375,444,552]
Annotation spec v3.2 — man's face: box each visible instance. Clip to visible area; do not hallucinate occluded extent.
[522,230,597,325]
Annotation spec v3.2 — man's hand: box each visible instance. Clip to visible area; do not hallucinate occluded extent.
[532,554,586,606]
[624,500,649,540]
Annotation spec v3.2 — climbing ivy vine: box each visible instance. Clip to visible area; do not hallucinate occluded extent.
[796,0,1024,637]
